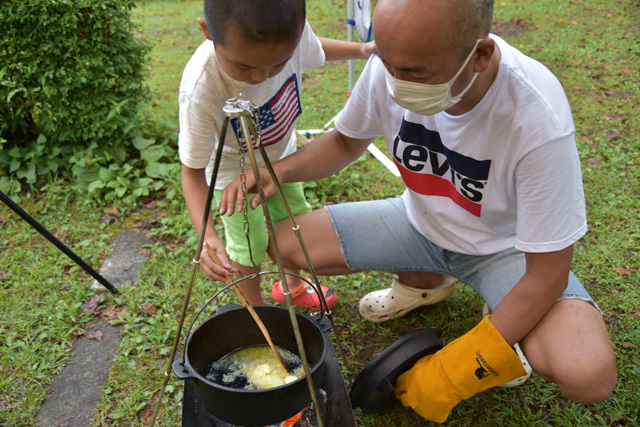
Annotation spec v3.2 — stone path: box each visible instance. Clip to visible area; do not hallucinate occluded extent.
[35,230,149,427]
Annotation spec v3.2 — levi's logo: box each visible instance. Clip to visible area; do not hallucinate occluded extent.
[393,119,491,217]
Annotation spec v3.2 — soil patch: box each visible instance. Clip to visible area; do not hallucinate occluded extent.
[493,19,534,38]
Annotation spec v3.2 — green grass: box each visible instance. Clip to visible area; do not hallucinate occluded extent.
[1,0,639,426]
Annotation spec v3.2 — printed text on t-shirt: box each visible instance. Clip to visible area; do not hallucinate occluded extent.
[392,119,492,217]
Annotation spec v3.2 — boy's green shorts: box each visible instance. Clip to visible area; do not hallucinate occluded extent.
[214,181,312,266]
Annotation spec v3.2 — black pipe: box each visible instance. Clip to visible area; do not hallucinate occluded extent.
[0,190,118,294]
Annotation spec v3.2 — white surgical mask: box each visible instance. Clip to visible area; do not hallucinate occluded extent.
[384,39,481,115]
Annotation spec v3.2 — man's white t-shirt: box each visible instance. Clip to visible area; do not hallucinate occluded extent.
[335,35,587,256]
[179,21,325,189]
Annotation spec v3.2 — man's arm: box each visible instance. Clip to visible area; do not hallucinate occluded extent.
[218,130,373,214]
[491,245,575,346]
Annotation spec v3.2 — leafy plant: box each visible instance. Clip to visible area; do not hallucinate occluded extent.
[0,0,156,200]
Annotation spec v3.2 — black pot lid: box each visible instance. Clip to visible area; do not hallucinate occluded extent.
[349,328,443,414]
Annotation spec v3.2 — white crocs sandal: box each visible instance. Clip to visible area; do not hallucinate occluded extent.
[483,303,533,387]
[359,275,455,323]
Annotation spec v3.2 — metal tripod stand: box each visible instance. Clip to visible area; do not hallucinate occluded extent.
[151,97,350,427]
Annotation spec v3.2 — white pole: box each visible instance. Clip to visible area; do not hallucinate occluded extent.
[347,0,355,92]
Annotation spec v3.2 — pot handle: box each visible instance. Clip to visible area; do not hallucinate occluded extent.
[172,357,193,380]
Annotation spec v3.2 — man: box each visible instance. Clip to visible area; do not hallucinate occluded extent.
[219,0,617,422]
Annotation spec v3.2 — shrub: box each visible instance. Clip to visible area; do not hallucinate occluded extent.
[0,0,161,199]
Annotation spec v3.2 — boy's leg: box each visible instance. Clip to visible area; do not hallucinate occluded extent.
[232,263,263,305]
[215,190,269,305]
[521,299,617,403]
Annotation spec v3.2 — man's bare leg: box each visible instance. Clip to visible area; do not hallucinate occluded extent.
[520,299,617,403]
[273,208,354,275]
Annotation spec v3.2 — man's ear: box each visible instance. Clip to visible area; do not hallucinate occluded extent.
[473,38,495,73]
[197,17,213,41]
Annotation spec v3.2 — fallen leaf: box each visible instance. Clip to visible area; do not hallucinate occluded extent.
[0,270,6,282]
[54,231,70,244]
[82,295,100,314]
[98,216,116,225]
[142,302,156,316]
[141,405,159,422]
[108,206,120,217]
[99,304,123,321]
[606,132,623,141]
[86,331,103,341]
[615,267,636,276]
[145,200,159,209]
[132,220,162,229]
[622,342,636,349]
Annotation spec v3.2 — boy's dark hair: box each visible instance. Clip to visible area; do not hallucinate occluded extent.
[204,0,306,46]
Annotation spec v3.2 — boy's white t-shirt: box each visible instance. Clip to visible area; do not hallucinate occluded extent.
[335,35,587,256]
[179,21,325,189]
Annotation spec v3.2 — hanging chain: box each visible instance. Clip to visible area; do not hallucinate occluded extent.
[232,98,262,270]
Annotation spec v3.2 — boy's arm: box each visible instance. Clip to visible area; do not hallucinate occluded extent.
[181,164,235,283]
[318,37,375,61]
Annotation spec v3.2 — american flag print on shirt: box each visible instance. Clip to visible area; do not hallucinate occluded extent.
[230,74,302,151]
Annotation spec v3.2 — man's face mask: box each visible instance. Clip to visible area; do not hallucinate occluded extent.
[383,39,482,115]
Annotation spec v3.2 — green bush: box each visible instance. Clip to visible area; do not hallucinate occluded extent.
[0,0,162,199]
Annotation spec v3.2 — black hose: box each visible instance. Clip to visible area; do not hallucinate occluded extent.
[0,190,118,294]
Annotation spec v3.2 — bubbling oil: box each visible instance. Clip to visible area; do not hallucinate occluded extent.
[206,345,304,390]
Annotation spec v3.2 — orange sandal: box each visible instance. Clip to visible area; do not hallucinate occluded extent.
[271,280,338,311]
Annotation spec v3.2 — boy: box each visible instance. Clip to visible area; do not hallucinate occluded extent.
[179,0,373,308]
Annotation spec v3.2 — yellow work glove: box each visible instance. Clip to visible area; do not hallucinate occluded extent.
[394,316,526,423]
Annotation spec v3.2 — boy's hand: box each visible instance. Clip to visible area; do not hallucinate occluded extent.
[361,41,376,59]
[199,237,236,284]
[219,167,278,215]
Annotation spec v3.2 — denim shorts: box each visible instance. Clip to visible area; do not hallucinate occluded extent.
[325,197,599,312]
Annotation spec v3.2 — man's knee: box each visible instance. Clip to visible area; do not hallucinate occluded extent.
[523,299,617,404]
[547,346,617,404]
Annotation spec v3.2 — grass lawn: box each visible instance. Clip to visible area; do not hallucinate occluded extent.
[1,0,638,426]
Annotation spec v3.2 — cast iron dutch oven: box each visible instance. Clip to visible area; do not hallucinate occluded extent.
[173,305,328,426]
